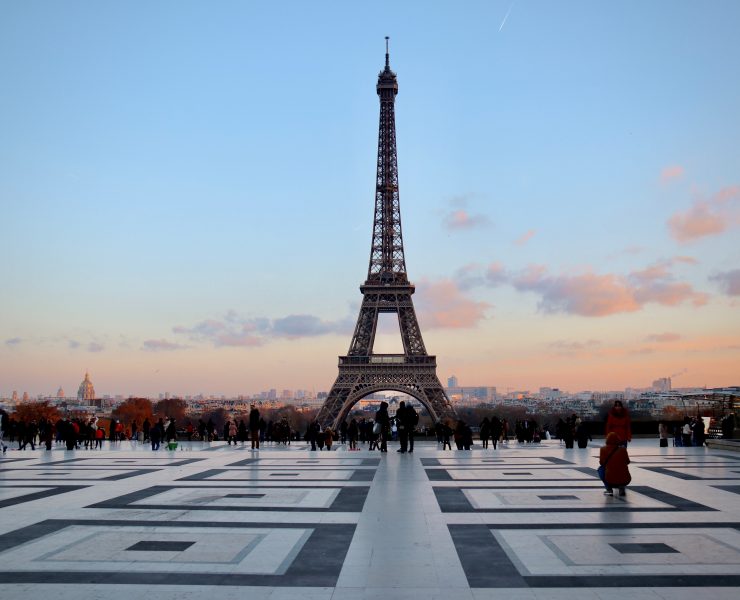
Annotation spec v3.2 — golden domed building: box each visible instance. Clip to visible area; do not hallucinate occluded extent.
[77,371,96,401]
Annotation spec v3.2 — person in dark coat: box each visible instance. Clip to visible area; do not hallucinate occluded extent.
[249,405,260,449]
[576,419,591,448]
[348,418,358,450]
[605,401,632,445]
[479,417,491,449]
[396,401,409,453]
[150,423,161,451]
[375,402,390,453]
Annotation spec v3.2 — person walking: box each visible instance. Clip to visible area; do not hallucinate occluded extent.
[249,404,260,450]
[599,432,631,496]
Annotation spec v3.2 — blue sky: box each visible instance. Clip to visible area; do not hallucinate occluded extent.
[1,1,739,397]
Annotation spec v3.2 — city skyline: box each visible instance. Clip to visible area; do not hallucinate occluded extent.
[2,1,739,397]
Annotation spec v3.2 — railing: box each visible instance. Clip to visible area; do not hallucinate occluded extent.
[339,354,436,366]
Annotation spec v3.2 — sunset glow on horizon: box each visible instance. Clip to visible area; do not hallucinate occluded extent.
[1,1,738,398]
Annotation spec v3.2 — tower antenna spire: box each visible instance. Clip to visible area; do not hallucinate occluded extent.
[385,36,390,67]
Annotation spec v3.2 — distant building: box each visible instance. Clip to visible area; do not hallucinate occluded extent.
[22,391,29,401]
[56,386,65,398]
[77,371,96,401]
[448,375,459,388]
[652,378,671,392]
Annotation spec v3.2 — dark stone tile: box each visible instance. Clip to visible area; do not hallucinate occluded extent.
[425,469,452,481]
[126,540,195,552]
[537,495,578,500]
[0,485,89,509]
[223,493,265,499]
[610,542,678,554]
[448,524,526,588]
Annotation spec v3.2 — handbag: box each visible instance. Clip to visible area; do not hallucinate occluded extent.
[372,422,381,435]
[598,446,620,482]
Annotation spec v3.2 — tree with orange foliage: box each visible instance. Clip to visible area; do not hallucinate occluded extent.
[13,400,60,423]
[112,397,153,428]
[155,398,187,422]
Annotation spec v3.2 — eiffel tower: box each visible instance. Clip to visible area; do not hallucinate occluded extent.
[317,39,457,430]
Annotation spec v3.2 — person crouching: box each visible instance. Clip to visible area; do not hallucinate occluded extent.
[599,432,631,497]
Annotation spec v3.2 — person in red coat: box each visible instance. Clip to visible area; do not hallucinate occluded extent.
[600,432,631,496]
[605,400,632,444]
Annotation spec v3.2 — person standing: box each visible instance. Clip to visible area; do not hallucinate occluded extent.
[375,401,390,453]
[479,417,491,449]
[396,401,409,453]
[490,417,502,450]
[681,417,692,447]
[348,418,358,450]
[658,422,670,447]
[150,423,161,451]
[407,402,418,453]
[605,401,632,445]
[249,405,260,450]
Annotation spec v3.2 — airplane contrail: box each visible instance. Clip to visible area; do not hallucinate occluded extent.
[499,2,514,32]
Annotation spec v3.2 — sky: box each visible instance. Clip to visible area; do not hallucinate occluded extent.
[1,0,739,398]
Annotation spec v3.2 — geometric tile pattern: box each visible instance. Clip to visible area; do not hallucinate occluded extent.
[1,440,739,596]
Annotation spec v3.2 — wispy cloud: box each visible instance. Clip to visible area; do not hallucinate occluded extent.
[514,229,537,246]
[173,309,354,347]
[645,332,682,343]
[660,165,684,182]
[142,339,190,352]
[548,339,601,357]
[499,2,514,32]
[453,259,708,317]
[667,186,740,242]
[4,337,22,347]
[710,269,740,296]
[415,278,490,329]
[87,342,105,353]
[443,209,491,231]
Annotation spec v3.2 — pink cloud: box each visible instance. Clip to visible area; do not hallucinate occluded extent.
[443,209,491,231]
[668,186,740,242]
[512,270,640,316]
[415,278,490,329]
[509,262,708,317]
[710,269,740,296]
[514,229,537,246]
[485,262,507,286]
[673,255,698,265]
[660,165,684,182]
[645,332,682,343]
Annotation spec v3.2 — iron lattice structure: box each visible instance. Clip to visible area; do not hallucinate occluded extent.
[317,42,457,429]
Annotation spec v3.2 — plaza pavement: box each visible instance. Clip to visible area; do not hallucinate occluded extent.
[1,437,739,599]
